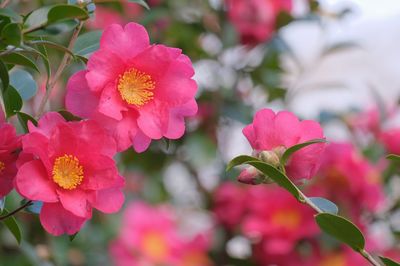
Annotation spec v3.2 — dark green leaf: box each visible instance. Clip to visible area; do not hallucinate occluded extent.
[380,256,400,266]
[58,110,82,121]
[0,8,23,23]
[47,5,89,24]
[1,23,21,46]
[0,59,9,91]
[309,197,338,214]
[315,213,365,251]
[1,209,22,244]
[387,154,400,162]
[281,139,327,166]
[28,40,75,58]
[23,6,51,33]
[128,0,150,10]
[2,85,23,117]
[73,30,102,56]
[10,69,38,100]
[226,155,258,171]
[69,232,78,241]
[17,112,38,133]
[1,53,40,73]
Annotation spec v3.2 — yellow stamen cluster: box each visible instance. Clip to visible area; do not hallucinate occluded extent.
[270,210,301,230]
[142,232,169,261]
[117,68,155,107]
[52,155,84,190]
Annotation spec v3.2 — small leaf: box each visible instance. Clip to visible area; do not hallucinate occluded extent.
[380,256,400,266]
[21,200,42,214]
[387,154,400,162]
[1,23,21,46]
[309,197,338,214]
[2,85,23,118]
[226,155,257,171]
[10,69,38,101]
[128,0,150,10]
[1,52,40,73]
[315,213,365,251]
[0,197,5,212]
[47,5,89,23]
[1,209,22,244]
[0,59,9,91]
[23,6,51,32]
[58,110,82,121]
[17,112,38,133]
[281,139,327,166]
[73,30,102,56]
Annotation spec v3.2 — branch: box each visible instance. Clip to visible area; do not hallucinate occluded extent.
[0,200,33,221]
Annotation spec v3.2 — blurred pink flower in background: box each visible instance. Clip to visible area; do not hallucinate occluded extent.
[380,128,400,155]
[311,142,385,218]
[241,108,326,182]
[15,112,124,235]
[66,22,198,153]
[0,108,21,197]
[110,202,212,266]
[225,0,292,45]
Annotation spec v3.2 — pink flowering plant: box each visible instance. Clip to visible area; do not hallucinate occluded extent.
[1,0,400,265]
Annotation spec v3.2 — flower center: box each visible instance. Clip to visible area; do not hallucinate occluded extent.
[0,161,5,173]
[117,68,155,107]
[270,209,301,230]
[52,155,84,190]
[141,231,169,261]
[319,254,346,266]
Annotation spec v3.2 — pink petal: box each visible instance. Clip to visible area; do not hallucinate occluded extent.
[80,154,120,190]
[90,186,124,214]
[100,23,149,63]
[164,99,198,139]
[252,108,277,150]
[137,100,167,139]
[65,70,99,118]
[57,188,91,218]
[98,82,127,120]
[28,112,65,137]
[274,111,301,147]
[40,202,88,236]
[133,129,152,153]
[15,160,58,202]
[21,132,52,171]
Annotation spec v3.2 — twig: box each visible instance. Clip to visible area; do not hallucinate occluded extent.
[0,200,33,221]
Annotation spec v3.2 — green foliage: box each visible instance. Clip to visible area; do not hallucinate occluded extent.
[0,59,9,90]
[17,112,38,133]
[73,30,102,56]
[281,139,327,166]
[387,154,400,162]
[1,52,40,73]
[2,85,22,118]
[315,213,365,251]
[380,256,400,266]
[1,209,22,245]
[309,197,338,214]
[1,23,22,46]
[58,110,82,121]
[10,69,38,101]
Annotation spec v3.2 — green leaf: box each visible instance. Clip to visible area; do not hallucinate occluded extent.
[28,40,75,58]
[36,40,51,83]
[73,30,102,56]
[17,112,38,133]
[58,110,82,121]
[23,6,51,33]
[1,23,21,46]
[2,85,23,118]
[281,139,327,166]
[47,5,89,24]
[128,0,150,10]
[1,53,40,73]
[315,213,365,251]
[20,200,42,215]
[0,59,9,91]
[226,155,258,171]
[309,197,338,214]
[1,209,22,244]
[380,256,400,266]
[387,154,400,162]
[0,8,23,23]
[10,69,38,101]
[69,232,78,241]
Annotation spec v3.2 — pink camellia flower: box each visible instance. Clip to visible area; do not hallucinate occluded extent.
[15,112,124,236]
[311,142,384,217]
[110,202,212,266]
[241,108,326,182]
[66,22,197,153]
[225,0,292,45]
[242,185,319,255]
[0,110,21,197]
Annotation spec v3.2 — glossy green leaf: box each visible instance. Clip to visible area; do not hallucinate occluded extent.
[47,5,89,24]
[128,0,150,10]
[73,30,102,56]
[2,85,23,117]
[1,209,22,244]
[0,8,23,23]
[1,53,40,73]
[387,154,400,162]
[58,110,82,121]
[0,59,9,91]
[10,69,38,101]
[309,197,338,214]
[380,256,400,266]
[315,213,365,251]
[1,23,21,46]
[17,112,38,133]
[281,139,327,166]
[24,6,51,33]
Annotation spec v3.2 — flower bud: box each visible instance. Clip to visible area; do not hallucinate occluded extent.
[259,150,280,167]
[237,166,263,185]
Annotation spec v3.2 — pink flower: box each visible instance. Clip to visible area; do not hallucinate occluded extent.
[380,128,400,155]
[0,116,21,197]
[86,6,125,30]
[242,185,319,255]
[15,112,124,236]
[242,108,326,182]
[311,142,384,216]
[311,247,367,266]
[110,202,212,266]
[66,22,197,153]
[225,0,292,45]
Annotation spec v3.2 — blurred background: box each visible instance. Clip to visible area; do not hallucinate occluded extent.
[1,0,400,265]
